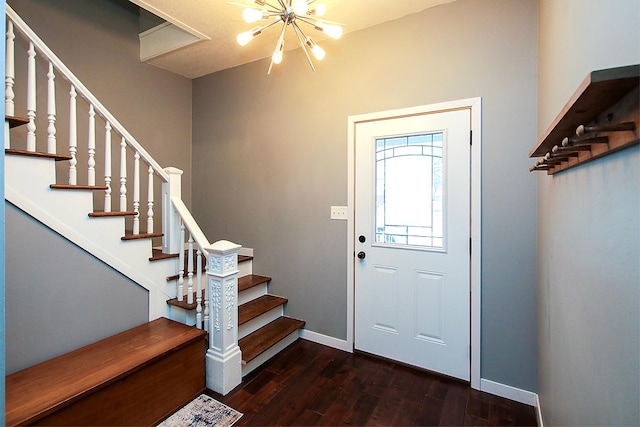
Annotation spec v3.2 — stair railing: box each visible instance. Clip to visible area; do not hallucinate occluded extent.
[6,5,166,234]
[6,5,243,395]
[170,194,243,394]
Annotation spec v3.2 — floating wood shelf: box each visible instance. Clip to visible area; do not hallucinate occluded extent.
[530,64,639,175]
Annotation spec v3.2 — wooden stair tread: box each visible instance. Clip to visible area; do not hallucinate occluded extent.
[238,274,271,292]
[167,290,205,310]
[150,248,179,261]
[6,115,29,128]
[5,318,205,427]
[121,232,163,241]
[5,148,72,161]
[239,295,287,325]
[50,184,109,191]
[238,254,253,264]
[89,210,137,217]
[239,317,305,364]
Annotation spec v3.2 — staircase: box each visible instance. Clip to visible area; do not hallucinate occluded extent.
[4,4,305,423]
[164,255,306,377]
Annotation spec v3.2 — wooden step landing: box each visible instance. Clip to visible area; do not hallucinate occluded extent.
[5,148,72,161]
[239,294,287,325]
[238,274,271,292]
[239,316,305,365]
[5,318,206,426]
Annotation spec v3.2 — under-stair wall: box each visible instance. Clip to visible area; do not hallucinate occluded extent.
[5,202,149,374]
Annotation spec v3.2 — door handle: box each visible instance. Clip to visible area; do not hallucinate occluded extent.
[357,251,366,260]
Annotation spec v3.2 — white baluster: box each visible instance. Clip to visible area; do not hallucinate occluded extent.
[26,42,36,152]
[187,235,194,305]
[87,105,96,186]
[177,222,185,301]
[119,137,127,211]
[204,267,210,333]
[47,63,56,154]
[147,166,154,233]
[133,152,140,234]
[5,21,15,149]
[5,21,15,116]
[197,247,203,329]
[104,122,112,212]
[68,86,77,185]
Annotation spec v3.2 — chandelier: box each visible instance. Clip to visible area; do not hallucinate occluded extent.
[230,0,343,74]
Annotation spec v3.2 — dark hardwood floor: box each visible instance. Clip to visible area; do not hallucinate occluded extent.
[208,339,537,426]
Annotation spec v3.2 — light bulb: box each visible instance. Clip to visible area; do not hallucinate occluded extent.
[272,41,284,64]
[293,0,309,15]
[237,26,261,46]
[312,44,325,60]
[314,4,327,16]
[273,50,283,65]
[322,23,343,39]
[306,37,325,61]
[242,8,263,23]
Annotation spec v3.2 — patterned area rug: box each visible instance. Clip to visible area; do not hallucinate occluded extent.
[158,394,243,427]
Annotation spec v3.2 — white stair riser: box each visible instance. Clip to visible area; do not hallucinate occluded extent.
[238,282,268,305]
[168,305,197,327]
[238,259,252,277]
[238,306,284,339]
[242,331,300,377]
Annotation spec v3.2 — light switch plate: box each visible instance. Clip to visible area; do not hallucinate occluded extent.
[330,206,347,220]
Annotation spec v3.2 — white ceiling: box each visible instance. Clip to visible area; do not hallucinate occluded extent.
[129,0,455,78]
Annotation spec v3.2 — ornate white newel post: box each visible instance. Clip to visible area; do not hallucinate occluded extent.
[206,240,243,395]
[162,167,182,254]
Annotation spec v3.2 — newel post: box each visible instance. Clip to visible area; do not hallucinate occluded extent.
[162,167,182,254]
[205,240,243,395]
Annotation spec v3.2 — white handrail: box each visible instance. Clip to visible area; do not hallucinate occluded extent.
[6,4,169,183]
[171,197,211,252]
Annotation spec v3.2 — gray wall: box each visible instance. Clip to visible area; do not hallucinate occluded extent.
[7,0,193,208]
[5,203,149,374]
[192,0,539,391]
[537,1,640,425]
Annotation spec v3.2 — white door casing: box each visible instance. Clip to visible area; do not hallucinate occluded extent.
[346,98,482,388]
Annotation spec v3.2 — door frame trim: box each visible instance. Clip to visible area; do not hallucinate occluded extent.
[346,98,482,389]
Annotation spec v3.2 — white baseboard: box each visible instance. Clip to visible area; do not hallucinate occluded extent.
[480,378,538,407]
[299,329,352,353]
[536,394,544,427]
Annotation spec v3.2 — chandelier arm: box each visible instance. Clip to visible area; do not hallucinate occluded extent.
[267,55,275,75]
[268,17,289,74]
[256,17,284,33]
[291,21,315,72]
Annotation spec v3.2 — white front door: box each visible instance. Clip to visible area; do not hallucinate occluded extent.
[354,106,471,381]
